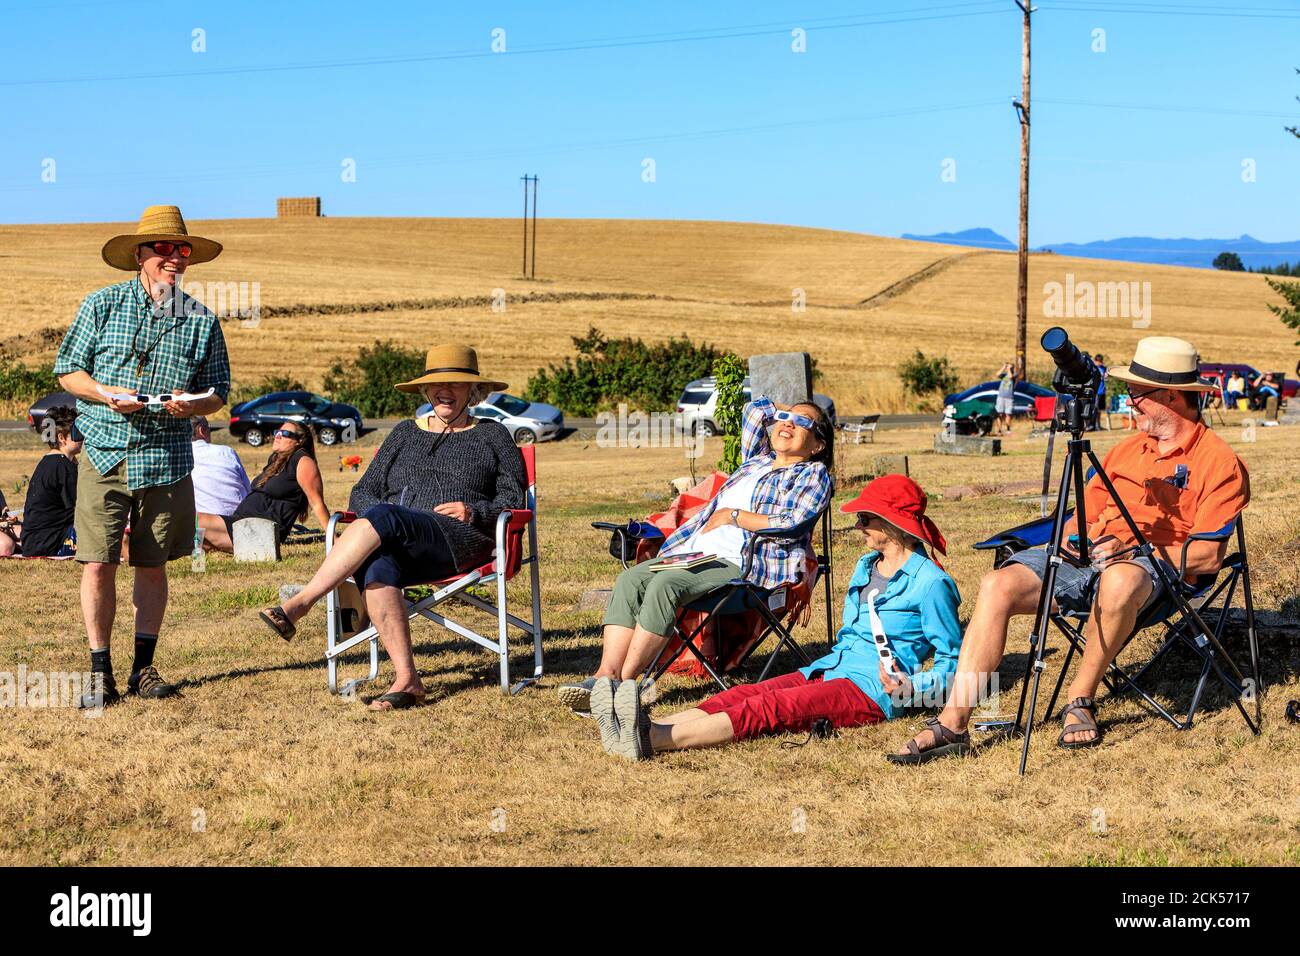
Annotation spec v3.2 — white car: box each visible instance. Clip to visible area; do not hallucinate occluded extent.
[417,392,564,445]
[676,377,836,437]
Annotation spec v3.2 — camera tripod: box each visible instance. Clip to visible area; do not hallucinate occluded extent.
[1009,394,1256,775]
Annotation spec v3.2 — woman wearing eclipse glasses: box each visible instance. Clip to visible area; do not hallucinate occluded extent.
[558,397,836,724]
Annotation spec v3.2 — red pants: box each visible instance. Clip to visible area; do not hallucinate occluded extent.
[697,671,884,741]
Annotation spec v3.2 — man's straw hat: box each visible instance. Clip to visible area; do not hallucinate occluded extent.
[101,205,223,271]
[1107,336,1214,392]
[394,344,508,394]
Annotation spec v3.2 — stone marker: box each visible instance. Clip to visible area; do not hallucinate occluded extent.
[576,588,613,613]
[933,433,1001,456]
[670,476,694,495]
[749,352,812,406]
[232,516,280,562]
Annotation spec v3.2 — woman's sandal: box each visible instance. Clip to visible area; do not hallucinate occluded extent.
[369,691,423,711]
[887,716,971,765]
[258,605,296,641]
[1058,696,1103,749]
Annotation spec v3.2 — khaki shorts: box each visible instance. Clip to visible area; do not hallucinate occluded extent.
[75,455,195,567]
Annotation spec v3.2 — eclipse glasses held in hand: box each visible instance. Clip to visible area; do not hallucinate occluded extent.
[97,385,215,406]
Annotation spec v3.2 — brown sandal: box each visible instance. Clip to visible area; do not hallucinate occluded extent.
[887,717,970,765]
[259,605,296,641]
[1058,696,1103,749]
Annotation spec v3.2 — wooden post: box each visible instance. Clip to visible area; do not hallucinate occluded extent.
[1014,2,1033,382]
[521,175,529,277]
[530,175,538,279]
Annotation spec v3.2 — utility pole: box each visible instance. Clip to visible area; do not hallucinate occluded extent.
[1013,2,1034,382]
[520,174,538,278]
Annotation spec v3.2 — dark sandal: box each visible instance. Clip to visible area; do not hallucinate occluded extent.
[369,691,423,711]
[259,605,296,641]
[888,716,971,765]
[1058,696,1103,750]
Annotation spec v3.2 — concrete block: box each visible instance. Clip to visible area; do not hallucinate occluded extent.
[933,433,1001,456]
[749,352,812,406]
[232,516,280,562]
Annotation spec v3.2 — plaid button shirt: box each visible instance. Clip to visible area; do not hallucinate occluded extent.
[53,278,231,490]
[661,397,833,590]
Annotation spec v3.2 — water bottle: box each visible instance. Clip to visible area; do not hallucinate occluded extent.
[191,522,206,573]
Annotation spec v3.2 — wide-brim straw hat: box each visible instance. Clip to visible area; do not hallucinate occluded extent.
[1108,336,1215,392]
[101,205,223,271]
[394,345,509,394]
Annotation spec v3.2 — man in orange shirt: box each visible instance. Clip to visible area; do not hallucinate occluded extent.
[890,336,1249,763]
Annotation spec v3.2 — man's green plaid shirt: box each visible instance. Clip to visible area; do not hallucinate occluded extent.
[54,278,231,490]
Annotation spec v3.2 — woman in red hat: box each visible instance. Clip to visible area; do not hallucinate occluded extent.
[596,474,963,759]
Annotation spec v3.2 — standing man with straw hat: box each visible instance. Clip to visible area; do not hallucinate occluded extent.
[55,205,231,708]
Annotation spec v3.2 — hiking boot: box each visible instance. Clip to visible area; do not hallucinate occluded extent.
[77,674,120,710]
[589,677,621,753]
[127,665,180,699]
[610,677,653,761]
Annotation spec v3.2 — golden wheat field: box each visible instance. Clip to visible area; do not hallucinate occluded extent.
[0,218,1297,866]
[1,217,1296,416]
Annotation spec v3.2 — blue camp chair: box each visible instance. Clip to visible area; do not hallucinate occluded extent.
[593,506,834,691]
[974,507,1262,734]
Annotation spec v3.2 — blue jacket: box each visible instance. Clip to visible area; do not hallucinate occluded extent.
[801,550,962,719]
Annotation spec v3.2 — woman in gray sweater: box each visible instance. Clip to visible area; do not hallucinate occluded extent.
[259,345,527,709]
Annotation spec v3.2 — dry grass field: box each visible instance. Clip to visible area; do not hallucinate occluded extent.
[0,217,1297,866]
[0,414,1297,867]
[1,217,1296,416]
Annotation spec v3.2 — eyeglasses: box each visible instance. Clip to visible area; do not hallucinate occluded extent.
[855,513,874,527]
[772,409,817,430]
[143,241,192,259]
[274,429,305,440]
[1126,385,1162,402]
[96,385,214,406]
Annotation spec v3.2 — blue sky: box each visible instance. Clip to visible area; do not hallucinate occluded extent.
[1,0,1297,242]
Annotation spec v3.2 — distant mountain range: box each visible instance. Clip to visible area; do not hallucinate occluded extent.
[900,228,1300,270]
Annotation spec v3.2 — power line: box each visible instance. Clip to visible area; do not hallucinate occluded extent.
[0,3,1009,87]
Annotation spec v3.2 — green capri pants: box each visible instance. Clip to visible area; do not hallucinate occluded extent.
[603,556,742,636]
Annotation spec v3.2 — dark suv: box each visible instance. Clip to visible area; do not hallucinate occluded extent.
[227,391,363,447]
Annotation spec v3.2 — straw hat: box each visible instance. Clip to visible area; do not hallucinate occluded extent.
[394,344,508,394]
[1107,336,1214,392]
[101,205,223,271]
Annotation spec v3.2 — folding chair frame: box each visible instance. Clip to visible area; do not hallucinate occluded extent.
[644,506,834,692]
[975,513,1262,736]
[324,446,543,697]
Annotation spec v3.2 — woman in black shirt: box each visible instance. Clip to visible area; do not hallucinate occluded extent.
[197,420,330,551]
[19,407,82,557]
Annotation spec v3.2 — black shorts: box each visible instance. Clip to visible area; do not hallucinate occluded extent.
[353,503,463,589]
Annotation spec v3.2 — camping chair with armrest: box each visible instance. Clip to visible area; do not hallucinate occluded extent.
[323,444,543,696]
[594,504,834,692]
[973,503,1261,736]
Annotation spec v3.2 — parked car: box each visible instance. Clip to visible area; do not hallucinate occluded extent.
[416,392,564,445]
[943,380,1056,417]
[1198,362,1298,401]
[675,377,837,437]
[27,391,77,433]
[227,391,363,447]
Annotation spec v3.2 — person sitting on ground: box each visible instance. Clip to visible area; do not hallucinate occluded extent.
[994,361,1016,436]
[1225,371,1247,410]
[17,407,83,558]
[255,345,528,710]
[888,335,1249,763]
[196,419,329,552]
[190,415,251,520]
[557,395,835,713]
[589,474,961,761]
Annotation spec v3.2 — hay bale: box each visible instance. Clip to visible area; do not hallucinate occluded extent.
[276,197,321,218]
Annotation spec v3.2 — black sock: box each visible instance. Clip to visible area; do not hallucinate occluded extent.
[131,633,158,675]
[90,647,112,678]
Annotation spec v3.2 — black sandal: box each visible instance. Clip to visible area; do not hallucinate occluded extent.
[888,717,971,765]
[258,605,296,641]
[1057,696,1103,749]
[369,691,423,711]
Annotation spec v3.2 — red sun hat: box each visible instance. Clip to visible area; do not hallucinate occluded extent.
[840,473,947,557]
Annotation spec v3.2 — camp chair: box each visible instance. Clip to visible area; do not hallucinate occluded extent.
[595,504,834,692]
[323,445,543,696]
[974,506,1262,736]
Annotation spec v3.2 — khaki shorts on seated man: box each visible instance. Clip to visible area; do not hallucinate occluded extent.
[889,336,1249,763]
[54,206,230,709]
